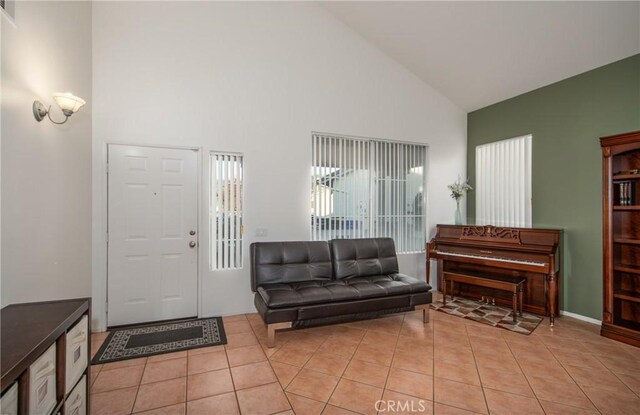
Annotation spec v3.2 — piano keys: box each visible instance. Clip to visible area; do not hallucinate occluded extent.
[432,251,547,268]
[427,224,562,325]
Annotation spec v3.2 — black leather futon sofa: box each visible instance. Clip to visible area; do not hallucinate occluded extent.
[250,237,432,347]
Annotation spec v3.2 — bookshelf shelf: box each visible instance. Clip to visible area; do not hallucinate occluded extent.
[614,291,640,303]
[613,238,640,245]
[613,206,640,211]
[613,174,640,181]
[601,130,640,347]
[614,264,640,275]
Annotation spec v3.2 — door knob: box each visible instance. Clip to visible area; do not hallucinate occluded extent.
[189,241,197,248]
[189,230,196,236]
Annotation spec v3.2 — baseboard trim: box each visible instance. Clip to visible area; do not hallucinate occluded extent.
[560,310,601,325]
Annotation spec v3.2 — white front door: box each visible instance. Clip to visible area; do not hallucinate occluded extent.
[107,144,198,327]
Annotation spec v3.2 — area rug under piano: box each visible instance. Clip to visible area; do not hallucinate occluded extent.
[431,297,543,335]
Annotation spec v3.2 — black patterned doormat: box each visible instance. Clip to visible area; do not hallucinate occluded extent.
[91,317,227,364]
[431,297,543,335]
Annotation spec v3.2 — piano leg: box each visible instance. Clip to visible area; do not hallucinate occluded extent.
[512,292,517,323]
[548,273,557,327]
[519,286,523,317]
[443,276,447,306]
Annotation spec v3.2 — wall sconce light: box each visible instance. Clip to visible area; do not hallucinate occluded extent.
[33,93,86,125]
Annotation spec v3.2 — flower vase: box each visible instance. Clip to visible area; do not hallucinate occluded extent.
[455,200,462,225]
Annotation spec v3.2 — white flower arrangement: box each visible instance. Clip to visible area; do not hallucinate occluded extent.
[447,177,472,201]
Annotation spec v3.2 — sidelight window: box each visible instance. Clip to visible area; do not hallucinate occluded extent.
[210,152,244,270]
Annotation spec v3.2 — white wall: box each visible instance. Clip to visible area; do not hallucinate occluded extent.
[1,11,4,307]
[92,2,466,330]
[1,1,92,307]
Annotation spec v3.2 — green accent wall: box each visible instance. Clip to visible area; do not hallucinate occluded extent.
[467,54,640,320]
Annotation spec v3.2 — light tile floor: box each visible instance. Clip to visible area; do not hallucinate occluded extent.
[90,305,640,415]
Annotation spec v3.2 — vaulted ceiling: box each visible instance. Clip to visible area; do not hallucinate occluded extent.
[322,1,640,112]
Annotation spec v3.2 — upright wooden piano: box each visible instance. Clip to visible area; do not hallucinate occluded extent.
[427,225,562,325]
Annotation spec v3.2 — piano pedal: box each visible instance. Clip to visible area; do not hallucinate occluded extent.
[480,297,496,306]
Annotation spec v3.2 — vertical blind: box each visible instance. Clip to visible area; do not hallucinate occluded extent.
[210,152,244,270]
[311,133,427,253]
[476,134,532,228]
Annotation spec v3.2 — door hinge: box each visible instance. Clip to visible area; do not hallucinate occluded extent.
[106,163,109,174]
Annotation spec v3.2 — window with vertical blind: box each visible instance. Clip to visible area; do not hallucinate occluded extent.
[311,133,427,253]
[210,152,244,270]
[475,134,532,228]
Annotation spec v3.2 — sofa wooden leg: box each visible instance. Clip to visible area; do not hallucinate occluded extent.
[416,304,430,323]
[267,322,292,348]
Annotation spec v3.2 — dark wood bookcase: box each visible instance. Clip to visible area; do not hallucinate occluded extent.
[601,131,640,347]
[1,298,91,414]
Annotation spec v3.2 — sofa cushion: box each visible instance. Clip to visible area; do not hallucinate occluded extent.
[330,238,399,279]
[250,241,332,291]
[257,274,431,309]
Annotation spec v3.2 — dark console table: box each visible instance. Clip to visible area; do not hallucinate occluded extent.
[1,298,91,415]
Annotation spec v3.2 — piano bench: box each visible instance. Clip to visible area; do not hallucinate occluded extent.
[443,272,526,323]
